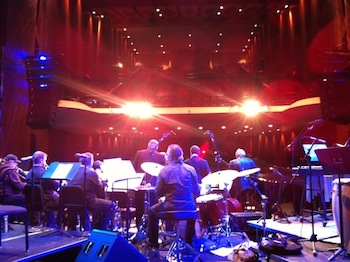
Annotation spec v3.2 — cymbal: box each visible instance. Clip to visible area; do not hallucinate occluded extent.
[202,170,239,185]
[141,162,164,177]
[238,168,260,177]
[135,185,156,191]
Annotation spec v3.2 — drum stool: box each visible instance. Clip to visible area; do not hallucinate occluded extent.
[158,210,200,261]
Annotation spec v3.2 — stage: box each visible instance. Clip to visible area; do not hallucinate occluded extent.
[1,215,350,262]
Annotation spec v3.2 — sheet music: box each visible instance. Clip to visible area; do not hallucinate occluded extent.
[51,163,75,179]
[42,162,81,180]
[102,158,143,191]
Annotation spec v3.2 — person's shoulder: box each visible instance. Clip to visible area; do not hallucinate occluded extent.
[183,163,196,172]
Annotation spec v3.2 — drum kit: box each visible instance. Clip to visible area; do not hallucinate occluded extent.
[197,168,260,246]
[136,162,262,247]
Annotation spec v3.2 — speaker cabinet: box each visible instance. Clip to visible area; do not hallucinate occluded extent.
[75,229,146,262]
[26,86,58,129]
[320,76,350,124]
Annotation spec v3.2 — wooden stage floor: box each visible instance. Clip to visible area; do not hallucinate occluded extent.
[1,214,350,262]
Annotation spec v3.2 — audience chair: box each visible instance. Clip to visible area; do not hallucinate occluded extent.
[0,205,29,251]
[158,210,200,261]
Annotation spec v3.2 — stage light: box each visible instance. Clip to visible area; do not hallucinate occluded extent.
[241,99,265,117]
[121,102,154,119]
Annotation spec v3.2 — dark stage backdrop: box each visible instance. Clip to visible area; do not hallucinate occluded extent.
[1,0,350,172]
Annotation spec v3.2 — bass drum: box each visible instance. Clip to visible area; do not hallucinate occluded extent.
[332,178,350,249]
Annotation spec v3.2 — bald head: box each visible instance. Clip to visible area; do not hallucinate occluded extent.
[190,145,200,155]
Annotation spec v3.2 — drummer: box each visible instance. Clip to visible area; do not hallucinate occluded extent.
[147,144,200,249]
[133,139,166,230]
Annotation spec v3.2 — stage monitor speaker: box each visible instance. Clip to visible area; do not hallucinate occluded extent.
[75,229,147,262]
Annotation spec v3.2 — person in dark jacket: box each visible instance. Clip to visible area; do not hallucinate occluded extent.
[147,144,200,248]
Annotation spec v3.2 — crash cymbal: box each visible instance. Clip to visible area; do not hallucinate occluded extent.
[135,185,156,191]
[141,162,164,177]
[238,167,261,177]
[202,170,239,185]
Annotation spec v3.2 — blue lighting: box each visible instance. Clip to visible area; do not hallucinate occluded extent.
[39,83,48,88]
[39,55,47,61]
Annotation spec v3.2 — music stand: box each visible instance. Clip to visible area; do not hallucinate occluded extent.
[104,158,143,241]
[42,162,81,237]
[315,147,350,260]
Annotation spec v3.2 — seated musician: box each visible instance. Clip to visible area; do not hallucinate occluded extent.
[66,152,116,231]
[147,144,200,249]
[0,154,27,207]
[26,151,60,227]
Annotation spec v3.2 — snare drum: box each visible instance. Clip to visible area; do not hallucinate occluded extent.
[332,178,350,248]
[196,194,224,227]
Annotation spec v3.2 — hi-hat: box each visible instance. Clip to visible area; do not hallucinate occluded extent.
[202,170,239,185]
[141,162,164,177]
[238,167,261,177]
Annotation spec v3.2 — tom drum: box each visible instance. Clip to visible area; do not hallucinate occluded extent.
[196,194,224,227]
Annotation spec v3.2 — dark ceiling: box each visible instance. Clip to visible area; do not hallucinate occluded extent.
[53,0,329,135]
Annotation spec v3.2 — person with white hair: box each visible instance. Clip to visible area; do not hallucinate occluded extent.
[147,144,200,249]
[229,148,259,208]
[133,139,166,230]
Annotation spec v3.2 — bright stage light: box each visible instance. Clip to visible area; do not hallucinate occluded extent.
[241,99,264,117]
[121,102,154,119]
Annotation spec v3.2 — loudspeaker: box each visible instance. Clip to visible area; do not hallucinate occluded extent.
[26,86,58,129]
[320,76,350,125]
[75,229,147,262]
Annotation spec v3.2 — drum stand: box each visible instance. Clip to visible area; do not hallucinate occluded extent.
[247,177,268,238]
[137,189,151,238]
[268,169,290,223]
[211,183,245,248]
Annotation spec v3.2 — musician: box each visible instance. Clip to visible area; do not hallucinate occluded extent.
[67,152,117,231]
[133,139,166,229]
[147,144,200,249]
[184,145,211,183]
[26,151,60,227]
[229,148,259,207]
[0,154,26,206]
[93,160,108,199]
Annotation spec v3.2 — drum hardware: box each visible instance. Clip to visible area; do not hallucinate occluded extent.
[262,169,291,224]
[134,185,155,240]
[112,177,141,242]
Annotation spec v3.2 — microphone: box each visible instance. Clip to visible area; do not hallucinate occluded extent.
[20,156,33,162]
[304,136,327,144]
[75,153,88,158]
